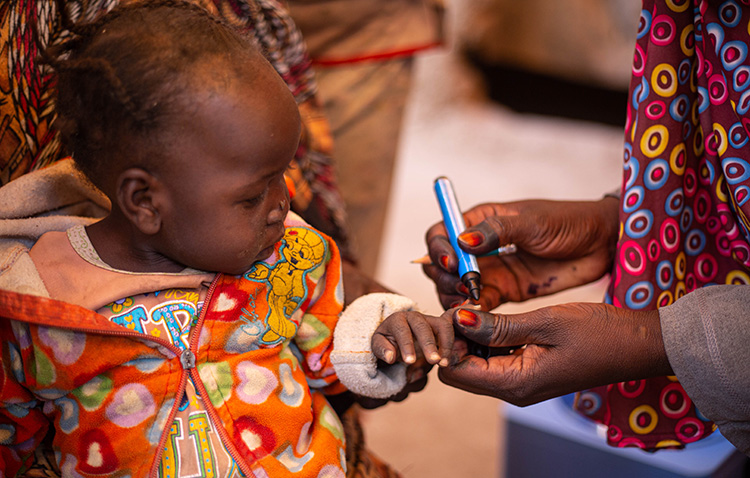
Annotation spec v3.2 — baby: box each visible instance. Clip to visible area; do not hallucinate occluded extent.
[0,2,452,477]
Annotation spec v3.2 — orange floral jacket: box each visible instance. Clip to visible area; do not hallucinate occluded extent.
[0,219,348,477]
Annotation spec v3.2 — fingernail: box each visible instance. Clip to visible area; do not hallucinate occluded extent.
[450,301,462,309]
[438,357,449,367]
[439,255,450,269]
[455,308,479,327]
[404,354,416,364]
[384,350,394,363]
[458,231,484,247]
[457,283,469,295]
[430,352,441,363]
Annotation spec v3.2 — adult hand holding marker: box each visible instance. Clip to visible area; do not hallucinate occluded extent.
[433,176,483,301]
[424,186,620,360]
[432,177,519,358]
[428,176,518,307]
[423,195,619,312]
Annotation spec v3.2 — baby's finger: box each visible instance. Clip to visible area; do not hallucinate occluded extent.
[430,311,457,366]
[403,311,442,365]
[405,360,431,383]
[381,312,418,364]
[371,333,398,364]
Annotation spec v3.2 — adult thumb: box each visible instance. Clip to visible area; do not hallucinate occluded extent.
[456,221,501,256]
[452,307,529,349]
[457,215,527,256]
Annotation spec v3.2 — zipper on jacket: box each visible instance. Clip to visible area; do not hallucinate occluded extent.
[148,275,255,478]
[180,349,196,369]
[189,351,256,477]
[2,277,254,477]
[185,275,257,478]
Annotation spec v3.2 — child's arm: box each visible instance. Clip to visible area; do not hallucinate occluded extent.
[346,309,454,409]
[331,293,454,400]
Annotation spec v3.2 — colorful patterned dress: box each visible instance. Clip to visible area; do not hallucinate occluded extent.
[575,0,750,450]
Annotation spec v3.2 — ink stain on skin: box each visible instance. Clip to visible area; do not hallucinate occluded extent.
[527,276,558,296]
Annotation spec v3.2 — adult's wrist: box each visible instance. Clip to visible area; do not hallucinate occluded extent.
[606,307,673,382]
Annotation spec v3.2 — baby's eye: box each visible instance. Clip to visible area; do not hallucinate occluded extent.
[243,194,264,207]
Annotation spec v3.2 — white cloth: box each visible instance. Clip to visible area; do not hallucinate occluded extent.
[331,292,418,398]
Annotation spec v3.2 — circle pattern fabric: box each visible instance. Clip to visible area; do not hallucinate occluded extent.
[575,0,750,450]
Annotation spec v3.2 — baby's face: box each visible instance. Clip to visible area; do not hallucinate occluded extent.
[152,59,301,275]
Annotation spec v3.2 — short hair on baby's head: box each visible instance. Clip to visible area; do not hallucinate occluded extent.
[45,0,264,190]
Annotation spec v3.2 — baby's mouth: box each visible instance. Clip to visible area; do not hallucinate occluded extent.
[258,232,284,259]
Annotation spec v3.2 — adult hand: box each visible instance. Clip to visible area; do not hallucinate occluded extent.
[438,304,672,406]
[423,197,619,310]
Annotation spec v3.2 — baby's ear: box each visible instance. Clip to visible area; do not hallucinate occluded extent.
[116,167,163,235]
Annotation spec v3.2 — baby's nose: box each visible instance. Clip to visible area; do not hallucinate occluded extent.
[267,198,288,224]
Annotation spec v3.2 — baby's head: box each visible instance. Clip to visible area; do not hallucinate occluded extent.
[48,1,301,274]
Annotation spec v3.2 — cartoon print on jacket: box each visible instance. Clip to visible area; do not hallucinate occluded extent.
[245,227,327,345]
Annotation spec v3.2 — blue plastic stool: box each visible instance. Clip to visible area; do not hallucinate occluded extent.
[503,396,745,478]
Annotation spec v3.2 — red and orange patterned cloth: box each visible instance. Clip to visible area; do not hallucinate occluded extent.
[576,0,750,450]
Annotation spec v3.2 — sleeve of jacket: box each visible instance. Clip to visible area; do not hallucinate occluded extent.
[291,226,347,394]
[659,284,750,455]
[0,319,51,477]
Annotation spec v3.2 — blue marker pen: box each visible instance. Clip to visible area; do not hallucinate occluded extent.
[434,176,481,301]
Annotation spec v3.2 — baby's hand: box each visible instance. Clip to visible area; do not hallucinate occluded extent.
[371,310,454,368]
